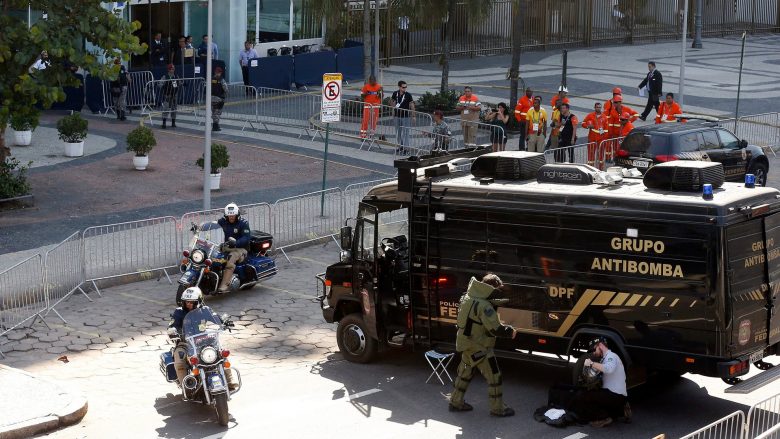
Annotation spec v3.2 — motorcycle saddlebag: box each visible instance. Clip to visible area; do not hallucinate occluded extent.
[160,351,178,382]
[249,230,274,255]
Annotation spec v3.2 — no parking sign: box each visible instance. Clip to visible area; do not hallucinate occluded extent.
[321,73,342,123]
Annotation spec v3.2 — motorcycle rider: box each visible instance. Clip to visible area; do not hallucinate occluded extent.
[216,203,251,293]
[168,286,238,392]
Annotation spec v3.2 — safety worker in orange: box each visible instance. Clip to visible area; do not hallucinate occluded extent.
[360,75,383,139]
[655,92,684,124]
[606,95,638,139]
[603,87,622,116]
[619,111,635,137]
[514,87,533,150]
[457,86,482,145]
[551,85,570,109]
[582,102,608,167]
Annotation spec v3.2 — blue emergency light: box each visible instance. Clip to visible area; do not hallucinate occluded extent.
[745,173,756,188]
[702,184,713,200]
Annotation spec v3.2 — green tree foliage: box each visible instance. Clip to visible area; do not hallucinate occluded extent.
[0,0,146,159]
[305,0,347,49]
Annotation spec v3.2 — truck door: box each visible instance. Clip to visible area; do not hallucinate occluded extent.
[354,203,380,340]
[765,213,780,346]
[726,219,770,357]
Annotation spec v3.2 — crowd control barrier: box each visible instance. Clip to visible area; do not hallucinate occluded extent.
[442,116,500,148]
[82,217,179,295]
[754,423,780,439]
[0,254,49,357]
[272,188,344,262]
[736,112,779,158]
[595,136,626,170]
[102,71,155,115]
[679,411,745,439]
[746,393,780,438]
[216,84,261,131]
[544,142,594,165]
[44,232,89,324]
[254,86,321,138]
[141,77,205,121]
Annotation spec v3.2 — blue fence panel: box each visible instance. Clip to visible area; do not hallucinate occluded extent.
[293,51,337,88]
[248,56,294,90]
[85,74,106,113]
[337,45,363,81]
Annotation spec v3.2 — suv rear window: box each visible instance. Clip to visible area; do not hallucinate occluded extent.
[620,133,671,156]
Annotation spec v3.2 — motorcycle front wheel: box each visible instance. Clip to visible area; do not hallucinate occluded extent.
[214,393,229,426]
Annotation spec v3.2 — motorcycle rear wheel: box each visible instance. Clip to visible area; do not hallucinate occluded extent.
[215,393,229,426]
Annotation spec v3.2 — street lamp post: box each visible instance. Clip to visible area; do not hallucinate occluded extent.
[692,0,703,48]
[679,0,689,107]
[203,0,213,211]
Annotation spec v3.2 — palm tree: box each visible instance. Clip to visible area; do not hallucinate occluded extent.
[306,0,346,50]
[399,0,492,93]
[363,0,372,79]
[508,0,524,108]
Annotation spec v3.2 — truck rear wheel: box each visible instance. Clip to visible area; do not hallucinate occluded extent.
[337,313,378,363]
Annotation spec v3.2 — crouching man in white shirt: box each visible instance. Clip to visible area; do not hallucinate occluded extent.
[570,337,631,428]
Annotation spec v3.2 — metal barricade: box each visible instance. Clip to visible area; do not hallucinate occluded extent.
[370,105,434,152]
[44,232,89,324]
[102,70,155,115]
[596,137,626,170]
[679,411,745,439]
[343,179,396,217]
[0,254,49,357]
[179,202,273,254]
[543,142,594,165]
[442,115,498,147]
[82,216,179,295]
[142,77,205,121]
[746,393,780,439]
[218,84,260,131]
[272,188,344,262]
[254,86,321,138]
[394,126,461,159]
[754,422,780,439]
[736,113,779,158]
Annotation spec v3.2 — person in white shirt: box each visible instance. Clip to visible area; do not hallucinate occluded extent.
[30,50,50,72]
[570,337,630,428]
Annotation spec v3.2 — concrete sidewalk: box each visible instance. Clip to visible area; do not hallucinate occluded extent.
[0,364,87,439]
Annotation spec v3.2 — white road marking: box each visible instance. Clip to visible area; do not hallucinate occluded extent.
[562,433,588,439]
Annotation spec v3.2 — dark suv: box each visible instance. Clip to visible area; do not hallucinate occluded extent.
[614,123,769,186]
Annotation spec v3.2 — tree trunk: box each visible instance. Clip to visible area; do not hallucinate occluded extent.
[439,0,457,93]
[0,124,9,162]
[363,0,372,80]
[509,0,523,107]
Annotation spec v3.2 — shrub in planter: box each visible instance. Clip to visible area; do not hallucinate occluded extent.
[196,142,230,174]
[416,90,459,114]
[126,126,156,156]
[10,110,39,132]
[0,158,32,199]
[56,113,88,143]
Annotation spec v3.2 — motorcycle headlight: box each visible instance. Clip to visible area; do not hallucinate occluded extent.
[200,347,219,364]
[191,250,205,264]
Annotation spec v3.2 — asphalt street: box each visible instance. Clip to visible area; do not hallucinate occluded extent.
[0,242,774,439]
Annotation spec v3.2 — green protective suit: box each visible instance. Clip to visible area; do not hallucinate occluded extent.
[450,277,515,414]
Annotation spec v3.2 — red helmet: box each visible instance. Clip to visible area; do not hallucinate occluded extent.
[613,95,623,103]
[612,87,622,95]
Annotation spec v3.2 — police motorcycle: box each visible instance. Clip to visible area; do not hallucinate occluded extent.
[159,303,240,426]
[177,221,277,303]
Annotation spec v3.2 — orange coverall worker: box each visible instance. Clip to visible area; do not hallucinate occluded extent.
[582,111,608,166]
[655,101,683,124]
[360,82,383,138]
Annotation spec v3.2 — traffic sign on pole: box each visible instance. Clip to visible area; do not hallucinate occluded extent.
[321,73,342,123]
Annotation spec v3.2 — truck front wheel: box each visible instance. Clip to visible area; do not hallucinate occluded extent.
[337,313,378,363]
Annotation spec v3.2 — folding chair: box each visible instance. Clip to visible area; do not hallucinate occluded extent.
[425,350,455,385]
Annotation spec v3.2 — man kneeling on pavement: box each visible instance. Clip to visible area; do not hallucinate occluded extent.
[569,337,631,428]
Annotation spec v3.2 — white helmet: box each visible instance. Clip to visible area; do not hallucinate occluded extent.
[224,203,240,219]
[558,86,568,93]
[181,286,203,307]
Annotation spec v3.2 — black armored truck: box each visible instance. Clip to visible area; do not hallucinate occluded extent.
[317,147,780,392]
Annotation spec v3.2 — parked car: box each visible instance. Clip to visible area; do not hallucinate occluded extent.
[614,122,769,186]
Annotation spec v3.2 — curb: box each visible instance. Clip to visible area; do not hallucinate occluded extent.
[0,365,88,439]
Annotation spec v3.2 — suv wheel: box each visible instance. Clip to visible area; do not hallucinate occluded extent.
[749,162,768,186]
[337,313,378,363]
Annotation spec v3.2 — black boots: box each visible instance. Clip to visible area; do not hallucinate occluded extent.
[116,111,121,120]
[119,111,127,121]
[212,122,221,132]
[171,119,176,128]
[162,119,167,129]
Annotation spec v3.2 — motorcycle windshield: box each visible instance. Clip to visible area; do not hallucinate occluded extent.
[182,308,222,355]
[189,221,222,253]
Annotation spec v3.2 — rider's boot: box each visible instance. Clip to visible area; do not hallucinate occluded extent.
[225,367,239,392]
[217,266,234,293]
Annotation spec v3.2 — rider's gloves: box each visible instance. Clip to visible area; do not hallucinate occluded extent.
[167,327,179,338]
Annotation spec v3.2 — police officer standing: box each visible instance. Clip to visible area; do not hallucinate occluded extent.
[211,67,228,132]
[160,64,180,129]
[449,274,517,417]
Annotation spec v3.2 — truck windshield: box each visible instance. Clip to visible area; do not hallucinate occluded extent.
[621,133,671,156]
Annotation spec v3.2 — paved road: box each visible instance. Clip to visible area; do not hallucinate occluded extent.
[1,242,776,439]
